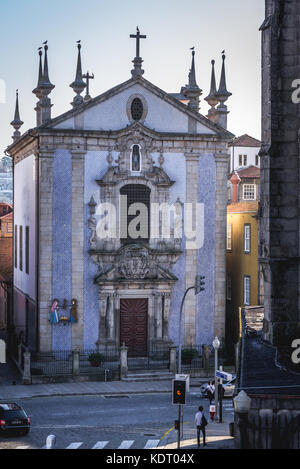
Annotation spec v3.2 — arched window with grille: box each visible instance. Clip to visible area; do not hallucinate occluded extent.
[120,184,150,245]
[131,98,144,121]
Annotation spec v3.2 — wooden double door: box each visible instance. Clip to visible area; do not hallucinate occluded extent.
[120,298,148,357]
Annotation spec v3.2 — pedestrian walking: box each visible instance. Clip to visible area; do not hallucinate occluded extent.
[206,381,215,404]
[195,406,208,448]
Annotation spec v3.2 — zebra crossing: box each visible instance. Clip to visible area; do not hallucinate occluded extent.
[39,439,161,450]
[222,402,234,415]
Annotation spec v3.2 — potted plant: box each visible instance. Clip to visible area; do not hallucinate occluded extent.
[181,348,198,364]
[88,352,104,367]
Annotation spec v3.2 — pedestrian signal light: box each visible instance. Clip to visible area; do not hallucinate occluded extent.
[172,379,187,405]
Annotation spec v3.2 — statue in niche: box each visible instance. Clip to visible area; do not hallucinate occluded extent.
[131,145,141,172]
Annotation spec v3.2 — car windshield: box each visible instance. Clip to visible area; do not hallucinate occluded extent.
[3,410,26,419]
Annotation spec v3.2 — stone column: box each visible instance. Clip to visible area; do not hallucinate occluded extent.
[97,293,108,351]
[106,293,117,350]
[71,151,85,350]
[72,350,80,376]
[120,343,128,379]
[214,152,229,340]
[39,151,54,352]
[169,345,177,374]
[23,351,31,385]
[156,294,163,340]
[202,345,210,372]
[184,152,200,346]
[163,293,171,341]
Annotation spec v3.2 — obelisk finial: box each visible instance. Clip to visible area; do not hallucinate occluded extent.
[11,90,24,142]
[70,41,87,107]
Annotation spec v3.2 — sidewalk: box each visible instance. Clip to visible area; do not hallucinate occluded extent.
[158,419,234,450]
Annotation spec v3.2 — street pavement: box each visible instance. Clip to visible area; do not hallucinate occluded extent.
[0,376,235,450]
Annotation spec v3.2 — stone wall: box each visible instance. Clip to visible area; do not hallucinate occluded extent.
[259,0,300,357]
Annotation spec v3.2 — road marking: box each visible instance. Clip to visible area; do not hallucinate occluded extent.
[92,441,109,449]
[118,440,134,449]
[144,440,160,449]
[66,442,83,449]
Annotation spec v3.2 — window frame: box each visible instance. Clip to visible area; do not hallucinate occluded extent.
[19,225,23,272]
[120,184,151,245]
[244,224,251,253]
[25,226,29,275]
[243,184,256,201]
[227,223,232,251]
[14,225,18,269]
[244,275,251,306]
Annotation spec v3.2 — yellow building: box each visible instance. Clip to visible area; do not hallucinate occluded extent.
[226,166,260,345]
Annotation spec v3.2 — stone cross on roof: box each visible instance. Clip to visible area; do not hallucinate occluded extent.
[130,27,147,78]
[130,26,146,58]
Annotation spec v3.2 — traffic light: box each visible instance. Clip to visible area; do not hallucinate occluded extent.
[172,379,187,405]
[195,275,206,294]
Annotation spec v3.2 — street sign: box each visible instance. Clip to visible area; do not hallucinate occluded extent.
[216,370,232,381]
[175,374,190,392]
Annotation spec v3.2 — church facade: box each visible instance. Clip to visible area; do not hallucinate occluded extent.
[8,32,234,354]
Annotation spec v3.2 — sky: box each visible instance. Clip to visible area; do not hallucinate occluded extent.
[0,0,264,155]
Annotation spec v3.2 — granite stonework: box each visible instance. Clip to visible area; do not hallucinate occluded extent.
[8,68,234,354]
[259,0,300,369]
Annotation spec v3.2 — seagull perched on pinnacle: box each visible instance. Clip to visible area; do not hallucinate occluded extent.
[43,40,48,45]
[77,40,81,43]
[190,46,195,50]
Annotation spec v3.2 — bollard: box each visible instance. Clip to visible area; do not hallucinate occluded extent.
[45,434,56,449]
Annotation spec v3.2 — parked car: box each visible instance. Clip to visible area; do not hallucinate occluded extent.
[200,375,236,399]
[0,403,30,435]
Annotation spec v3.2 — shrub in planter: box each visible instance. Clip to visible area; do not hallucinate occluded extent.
[181,348,198,364]
[88,352,104,367]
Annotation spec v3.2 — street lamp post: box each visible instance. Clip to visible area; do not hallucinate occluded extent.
[177,275,205,449]
[212,336,220,422]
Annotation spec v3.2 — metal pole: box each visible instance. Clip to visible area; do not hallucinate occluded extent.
[219,365,223,423]
[177,286,194,449]
[214,348,218,422]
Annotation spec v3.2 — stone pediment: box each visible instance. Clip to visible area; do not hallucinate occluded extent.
[94,244,178,285]
[39,76,234,139]
[97,163,174,188]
